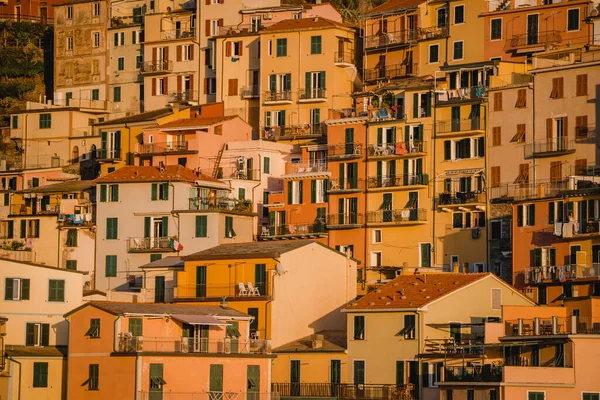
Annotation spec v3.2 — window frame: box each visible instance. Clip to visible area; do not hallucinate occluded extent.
[276,38,287,57]
[490,18,502,40]
[48,279,65,302]
[310,35,322,54]
[453,4,465,25]
[353,315,365,340]
[39,114,52,129]
[33,362,49,388]
[428,44,439,64]
[372,229,382,244]
[567,8,580,31]
[452,40,464,61]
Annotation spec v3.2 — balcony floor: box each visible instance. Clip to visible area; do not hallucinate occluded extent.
[174,295,272,303]
[525,149,576,159]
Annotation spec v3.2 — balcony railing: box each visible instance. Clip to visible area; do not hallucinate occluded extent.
[261,222,327,238]
[489,180,567,201]
[10,202,60,216]
[95,148,121,160]
[110,15,143,28]
[334,51,355,65]
[444,366,502,383]
[364,30,419,49]
[328,143,364,159]
[366,174,428,189]
[285,161,328,175]
[554,220,600,237]
[522,264,600,284]
[0,14,53,24]
[524,138,576,159]
[128,237,177,252]
[140,60,173,74]
[136,141,191,155]
[326,213,364,227]
[263,91,292,103]
[139,392,277,400]
[504,317,575,336]
[168,90,198,103]
[327,178,363,192]
[505,30,562,51]
[419,25,449,40]
[298,88,327,101]
[177,282,271,299]
[262,124,324,141]
[241,86,260,99]
[363,63,418,81]
[438,191,485,205]
[162,28,195,40]
[366,208,426,224]
[216,168,260,181]
[435,86,487,104]
[272,383,415,400]
[118,335,271,355]
[367,141,426,157]
[368,107,406,121]
[188,197,253,214]
[437,117,484,134]
[218,24,265,36]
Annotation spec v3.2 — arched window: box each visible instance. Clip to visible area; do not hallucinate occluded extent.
[72,146,79,163]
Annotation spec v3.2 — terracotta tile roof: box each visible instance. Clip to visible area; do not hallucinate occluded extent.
[156,115,237,130]
[5,345,68,358]
[95,165,221,184]
[364,0,425,16]
[345,273,491,311]
[65,301,250,318]
[183,240,322,261]
[262,17,351,33]
[94,107,174,126]
[18,179,96,194]
[273,330,346,353]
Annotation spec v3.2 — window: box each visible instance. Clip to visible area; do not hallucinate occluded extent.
[99,184,119,202]
[454,5,464,24]
[527,392,545,400]
[310,35,322,54]
[353,316,365,340]
[420,243,432,267]
[311,179,326,203]
[533,247,556,267]
[67,6,73,19]
[93,2,101,16]
[85,319,100,338]
[287,181,303,205]
[105,255,117,277]
[467,390,474,400]
[195,215,207,237]
[576,74,588,96]
[182,44,192,60]
[238,188,246,200]
[66,260,77,270]
[11,115,18,129]
[490,18,502,40]
[66,36,73,50]
[129,318,143,336]
[515,163,529,184]
[86,364,99,390]
[453,212,464,229]
[276,38,287,57]
[493,92,502,111]
[567,8,580,31]
[91,89,100,100]
[516,204,535,227]
[225,216,236,238]
[114,86,121,102]
[550,77,564,99]
[429,44,439,63]
[136,55,143,69]
[26,323,49,346]
[5,278,30,300]
[117,57,125,71]
[150,364,166,391]
[492,127,501,146]
[210,19,220,36]
[576,115,589,138]
[114,32,125,47]
[511,124,526,143]
[39,114,51,129]
[48,279,65,302]
[205,77,216,95]
[402,315,416,339]
[33,362,48,387]
[370,251,382,267]
[373,229,382,243]
[228,79,238,96]
[106,218,118,239]
[263,157,271,174]
[515,88,527,107]
[151,183,169,201]
[66,229,78,247]
[583,394,600,400]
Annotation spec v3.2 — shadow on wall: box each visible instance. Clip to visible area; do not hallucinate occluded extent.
[308,303,348,333]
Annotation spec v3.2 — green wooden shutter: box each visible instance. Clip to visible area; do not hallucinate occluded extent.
[162,183,169,200]
[269,74,276,92]
[161,216,168,236]
[20,220,26,238]
[279,110,286,126]
[405,126,410,143]
[403,159,409,185]
[354,360,365,384]
[425,92,432,116]
[321,71,326,89]
[298,181,303,204]
[285,73,291,91]
[26,323,35,345]
[144,217,151,238]
[41,323,50,346]
[533,248,542,267]
[396,361,405,385]
[100,185,107,202]
[413,93,419,118]
[549,248,556,266]
[255,263,267,295]
[417,124,424,141]
[377,161,383,183]
[129,318,143,336]
[149,363,163,391]
[422,362,430,388]
[22,279,30,300]
[311,180,316,203]
[101,131,107,150]
[115,131,121,156]
[305,72,311,92]
[151,183,158,200]
[421,244,431,267]
[210,364,224,392]
[264,157,270,173]
[287,181,293,204]
[5,278,13,300]
[33,362,48,387]
[517,205,523,226]
[34,220,39,238]
[248,365,260,393]
[196,215,207,237]
[377,128,383,146]
[416,158,423,176]
[389,160,396,178]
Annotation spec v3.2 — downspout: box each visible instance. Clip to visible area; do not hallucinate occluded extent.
[363,123,368,289]
[251,154,262,238]
[531,73,536,186]
[113,315,121,352]
[64,317,70,400]
[168,181,179,253]
[416,309,425,400]
[443,2,450,65]
[485,99,490,271]
[432,85,438,268]
[7,356,21,400]
[297,30,302,127]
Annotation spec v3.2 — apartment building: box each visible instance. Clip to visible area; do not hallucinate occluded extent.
[65,301,273,399]
[176,240,358,347]
[94,165,255,293]
[0,258,85,400]
[1,180,96,274]
[0,0,57,22]
[343,273,533,400]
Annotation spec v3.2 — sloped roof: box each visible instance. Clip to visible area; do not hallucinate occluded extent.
[65,301,250,318]
[183,240,323,261]
[95,165,220,184]
[364,0,424,16]
[139,256,184,269]
[155,115,237,130]
[344,273,492,311]
[5,345,68,358]
[273,330,347,353]
[18,179,95,194]
[94,108,174,126]
[261,17,351,33]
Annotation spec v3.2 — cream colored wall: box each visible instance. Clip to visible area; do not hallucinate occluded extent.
[0,357,66,400]
[272,352,349,383]
[58,226,96,275]
[10,216,59,267]
[0,259,84,345]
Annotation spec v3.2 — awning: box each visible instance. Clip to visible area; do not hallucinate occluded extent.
[170,314,228,326]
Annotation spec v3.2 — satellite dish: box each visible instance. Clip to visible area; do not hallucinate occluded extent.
[275,263,286,275]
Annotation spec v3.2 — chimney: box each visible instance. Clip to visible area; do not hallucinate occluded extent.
[423,274,427,283]
[452,260,459,273]
[311,334,324,349]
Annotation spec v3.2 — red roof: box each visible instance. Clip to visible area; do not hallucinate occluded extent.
[155,116,237,130]
[95,165,221,184]
[365,0,424,16]
[262,17,351,33]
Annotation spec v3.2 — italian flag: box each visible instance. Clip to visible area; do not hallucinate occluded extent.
[170,238,184,251]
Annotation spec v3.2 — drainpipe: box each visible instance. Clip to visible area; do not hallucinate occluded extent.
[113,315,121,352]
[64,317,70,400]
[251,154,262,237]
[7,356,21,400]
[135,354,141,399]
[432,79,439,268]
[531,73,536,186]
[168,181,179,253]
[416,310,424,400]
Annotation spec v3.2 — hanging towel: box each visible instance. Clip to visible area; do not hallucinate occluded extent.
[554,222,563,237]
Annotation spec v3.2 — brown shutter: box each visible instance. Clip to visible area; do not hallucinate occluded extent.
[204,78,208,94]
[220,0,224,3]
[550,161,561,183]
[226,42,231,57]
[205,0,210,5]
[218,19,223,27]
[576,115,588,138]
[164,47,169,62]
[205,19,211,36]
[177,45,182,61]
[177,75,182,93]
[491,166,500,187]
[190,75,194,97]
[238,41,243,56]
[558,77,564,98]
[152,78,157,96]
[492,127,501,146]
[575,159,587,175]
[582,74,588,95]
[190,44,194,61]
[546,118,553,140]
[562,116,568,137]
[152,47,157,62]
[164,77,169,93]
[229,79,238,96]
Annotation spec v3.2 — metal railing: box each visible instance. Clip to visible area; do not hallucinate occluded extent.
[136,142,190,154]
[0,249,36,263]
[241,86,260,98]
[168,90,198,102]
[110,15,143,28]
[263,91,292,103]
[298,88,327,101]
[437,117,484,133]
[95,148,121,160]
[326,213,364,226]
[366,174,428,189]
[10,202,60,216]
[272,383,414,400]
[118,336,271,354]
[522,264,600,284]
[262,124,325,141]
[188,197,253,213]
[438,191,484,205]
[367,141,426,157]
[444,366,502,383]
[261,222,327,237]
[505,30,562,51]
[328,143,364,158]
[140,60,173,74]
[285,161,328,175]
[524,137,575,158]
[327,178,363,192]
[217,168,260,181]
[0,14,53,24]
[368,107,406,121]
[139,393,277,400]
[504,317,574,336]
[177,282,270,298]
[489,180,567,201]
[435,86,487,103]
[24,156,64,169]
[335,51,355,65]
[218,24,265,36]
[128,237,176,252]
[162,28,195,40]
[419,25,449,39]
[366,208,426,224]
[364,63,419,81]
[364,30,419,48]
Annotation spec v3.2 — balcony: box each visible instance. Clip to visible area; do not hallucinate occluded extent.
[58,212,94,226]
[489,180,567,202]
[524,138,576,159]
[505,30,561,52]
[167,90,198,103]
[260,222,327,239]
[140,60,173,74]
[263,90,292,105]
[161,28,195,41]
[419,25,449,40]
[366,174,429,190]
[95,148,121,161]
[24,156,64,170]
[188,197,253,214]
[366,208,426,225]
[367,141,426,159]
[110,15,143,28]
[139,392,276,400]
[262,124,325,141]
[271,383,415,400]
[364,30,419,49]
[503,316,589,336]
[334,51,355,67]
[328,143,364,160]
[10,201,60,216]
[327,178,363,193]
[554,220,600,237]
[216,168,260,181]
[444,366,502,383]
[241,85,260,99]
[437,118,484,135]
[522,264,600,285]
[218,24,265,36]
[368,107,406,122]
[298,88,327,103]
[326,213,364,228]
[117,335,271,355]
[0,14,53,24]
[176,281,271,300]
[435,86,487,104]
[135,141,195,156]
[128,237,178,253]
[438,191,485,206]
[363,63,419,82]
[284,162,329,177]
